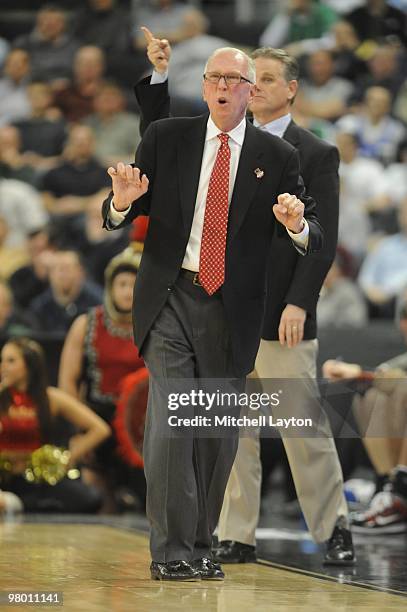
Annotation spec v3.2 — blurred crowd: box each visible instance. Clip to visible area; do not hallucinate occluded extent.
[0,0,405,338]
[0,0,406,518]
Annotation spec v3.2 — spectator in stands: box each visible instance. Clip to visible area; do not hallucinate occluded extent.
[0,48,31,127]
[72,0,146,91]
[295,49,354,121]
[361,138,407,236]
[394,81,407,125]
[133,0,195,49]
[55,189,130,288]
[154,9,229,115]
[354,407,407,534]
[9,228,52,310]
[290,108,336,143]
[323,0,364,15]
[29,250,102,334]
[0,280,36,337]
[59,248,146,511]
[41,124,110,216]
[337,86,406,165]
[351,44,405,104]
[13,81,67,172]
[317,247,368,328]
[393,75,407,124]
[345,0,407,47]
[378,139,407,211]
[329,20,367,81]
[0,36,10,69]
[323,298,407,534]
[72,0,131,57]
[259,0,338,52]
[335,130,384,259]
[0,125,39,187]
[0,178,48,248]
[358,198,407,318]
[84,82,141,166]
[13,4,79,84]
[0,216,29,280]
[0,337,110,513]
[54,46,106,123]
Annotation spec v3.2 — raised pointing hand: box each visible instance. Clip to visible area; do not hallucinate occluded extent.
[141,26,171,74]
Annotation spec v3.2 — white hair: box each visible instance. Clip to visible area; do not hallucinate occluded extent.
[204,47,255,83]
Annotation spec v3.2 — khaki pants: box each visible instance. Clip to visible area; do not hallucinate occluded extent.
[218,339,348,545]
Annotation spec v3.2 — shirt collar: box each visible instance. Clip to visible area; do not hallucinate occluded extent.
[253,113,292,138]
[206,115,247,146]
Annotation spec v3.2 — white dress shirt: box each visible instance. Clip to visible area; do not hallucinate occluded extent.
[182,115,246,271]
[108,113,309,269]
[150,70,169,84]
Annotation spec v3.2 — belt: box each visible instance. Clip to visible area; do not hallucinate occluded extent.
[179,269,202,286]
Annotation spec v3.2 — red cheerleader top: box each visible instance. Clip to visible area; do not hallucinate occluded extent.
[0,388,42,452]
[84,305,144,407]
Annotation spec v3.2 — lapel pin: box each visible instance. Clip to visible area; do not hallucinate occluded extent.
[254,168,264,179]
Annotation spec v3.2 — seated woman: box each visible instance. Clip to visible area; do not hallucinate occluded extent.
[0,337,110,514]
[58,247,146,511]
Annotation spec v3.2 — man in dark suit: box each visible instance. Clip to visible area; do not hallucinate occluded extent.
[134,34,354,566]
[102,47,322,581]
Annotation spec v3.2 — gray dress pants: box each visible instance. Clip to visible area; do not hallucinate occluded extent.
[142,274,245,563]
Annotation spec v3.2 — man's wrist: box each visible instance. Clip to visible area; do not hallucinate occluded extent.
[289,218,305,234]
[151,69,168,84]
[286,219,309,250]
[112,198,131,213]
[109,200,131,226]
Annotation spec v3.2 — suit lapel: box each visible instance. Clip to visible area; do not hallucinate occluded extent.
[177,116,264,241]
[283,120,300,147]
[228,120,264,243]
[177,114,208,231]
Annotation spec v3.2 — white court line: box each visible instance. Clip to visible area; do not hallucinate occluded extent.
[254,527,313,541]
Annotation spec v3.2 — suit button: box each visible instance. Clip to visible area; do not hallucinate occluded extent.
[167,286,172,291]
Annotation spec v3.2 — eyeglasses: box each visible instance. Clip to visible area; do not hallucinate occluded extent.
[203,72,253,86]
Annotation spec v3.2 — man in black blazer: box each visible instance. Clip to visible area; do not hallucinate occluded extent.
[134,34,354,566]
[102,47,322,581]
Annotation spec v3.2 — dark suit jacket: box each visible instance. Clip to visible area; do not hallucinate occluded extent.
[102,114,322,376]
[134,76,339,340]
[265,121,339,339]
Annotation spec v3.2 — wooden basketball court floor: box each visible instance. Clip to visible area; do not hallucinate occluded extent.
[0,518,406,612]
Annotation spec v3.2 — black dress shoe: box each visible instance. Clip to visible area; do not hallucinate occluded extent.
[323,516,356,566]
[191,557,225,580]
[213,540,257,564]
[150,560,201,581]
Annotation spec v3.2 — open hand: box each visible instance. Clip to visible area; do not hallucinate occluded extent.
[273,193,305,233]
[107,162,149,211]
[141,26,171,74]
[278,304,306,347]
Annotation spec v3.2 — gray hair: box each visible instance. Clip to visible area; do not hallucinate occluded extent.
[204,47,256,83]
[251,47,300,82]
